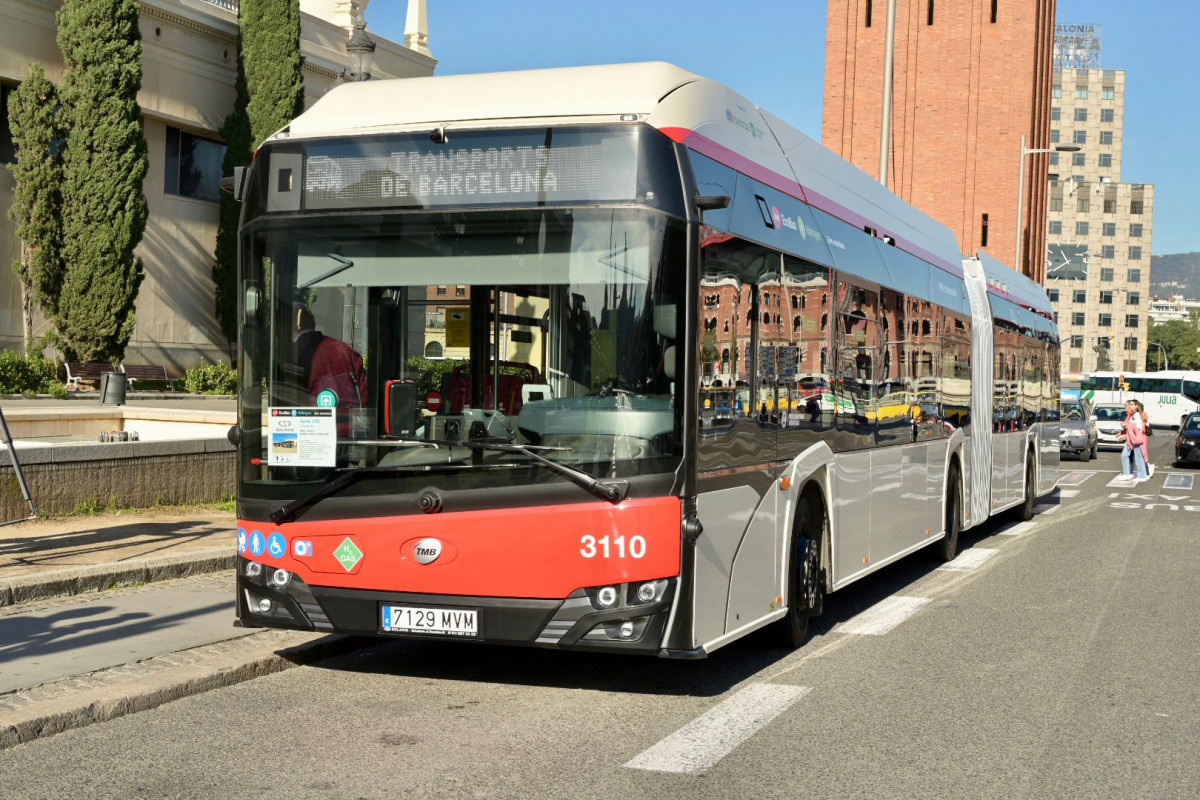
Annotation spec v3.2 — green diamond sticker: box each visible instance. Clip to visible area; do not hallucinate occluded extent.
[332,537,363,572]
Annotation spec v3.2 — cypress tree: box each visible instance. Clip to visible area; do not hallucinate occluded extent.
[213,55,251,348]
[212,0,304,348]
[6,64,64,353]
[55,0,148,363]
[241,0,305,147]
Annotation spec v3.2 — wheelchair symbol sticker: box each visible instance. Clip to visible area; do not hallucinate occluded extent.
[266,532,287,559]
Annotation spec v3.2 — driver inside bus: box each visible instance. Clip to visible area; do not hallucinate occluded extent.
[292,305,368,436]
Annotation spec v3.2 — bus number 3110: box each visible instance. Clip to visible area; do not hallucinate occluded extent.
[580,534,646,559]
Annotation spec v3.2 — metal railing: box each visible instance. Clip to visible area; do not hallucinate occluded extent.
[202,0,239,12]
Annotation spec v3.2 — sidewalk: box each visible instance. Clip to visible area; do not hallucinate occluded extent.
[0,508,235,606]
[0,509,365,749]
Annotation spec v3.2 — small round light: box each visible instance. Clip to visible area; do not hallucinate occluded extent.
[270,569,290,587]
[619,621,635,639]
[597,586,618,607]
[257,597,273,613]
[245,561,262,578]
[637,583,657,603]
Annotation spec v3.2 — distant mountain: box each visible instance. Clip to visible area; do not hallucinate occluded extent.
[1151,252,1200,299]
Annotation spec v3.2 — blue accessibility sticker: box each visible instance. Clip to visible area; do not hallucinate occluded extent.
[237,528,247,555]
[249,530,266,557]
[293,539,313,558]
[266,532,287,560]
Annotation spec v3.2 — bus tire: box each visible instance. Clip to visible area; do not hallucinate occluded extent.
[773,491,826,649]
[1017,453,1036,521]
[932,463,961,562]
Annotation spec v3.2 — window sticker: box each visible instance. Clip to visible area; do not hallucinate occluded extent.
[268,408,337,467]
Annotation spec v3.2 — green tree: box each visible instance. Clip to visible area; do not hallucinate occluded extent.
[212,56,252,349]
[54,0,148,363]
[6,64,64,353]
[212,0,304,350]
[1149,319,1200,370]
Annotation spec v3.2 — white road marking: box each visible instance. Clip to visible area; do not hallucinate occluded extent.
[1163,473,1194,491]
[624,683,811,774]
[937,548,998,572]
[1056,489,1080,498]
[1058,471,1096,486]
[1107,475,1141,488]
[997,520,1036,536]
[834,596,930,636]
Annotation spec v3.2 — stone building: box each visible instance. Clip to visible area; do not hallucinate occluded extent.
[0,0,435,370]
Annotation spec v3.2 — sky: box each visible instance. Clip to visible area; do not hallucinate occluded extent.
[369,0,1200,256]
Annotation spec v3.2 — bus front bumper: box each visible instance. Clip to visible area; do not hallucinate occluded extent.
[236,558,675,655]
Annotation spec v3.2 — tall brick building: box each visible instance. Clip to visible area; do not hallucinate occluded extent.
[823,0,1056,282]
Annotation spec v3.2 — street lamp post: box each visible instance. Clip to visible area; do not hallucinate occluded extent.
[346,22,376,82]
[1015,135,1081,276]
[1148,341,1169,371]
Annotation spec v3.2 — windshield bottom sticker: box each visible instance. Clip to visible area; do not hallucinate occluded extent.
[268,407,337,467]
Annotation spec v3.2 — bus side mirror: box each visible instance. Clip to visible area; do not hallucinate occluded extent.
[694,192,730,212]
[220,166,248,202]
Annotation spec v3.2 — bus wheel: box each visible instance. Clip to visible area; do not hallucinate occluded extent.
[932,463,961,562]
[774,493,825,648]
[1017,454,1036,522]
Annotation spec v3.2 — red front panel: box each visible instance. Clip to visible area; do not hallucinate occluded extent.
[237,497,681,599]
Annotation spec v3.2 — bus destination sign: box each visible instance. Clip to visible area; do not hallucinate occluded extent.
[303,129,638,210]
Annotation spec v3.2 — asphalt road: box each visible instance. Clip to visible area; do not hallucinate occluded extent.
[2,438,1197,799]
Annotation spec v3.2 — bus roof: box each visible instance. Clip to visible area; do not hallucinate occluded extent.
[284,62,1016,283]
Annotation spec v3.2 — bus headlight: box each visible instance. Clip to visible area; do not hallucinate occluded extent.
[244,561,262,578]
[596,586,618,608]
[270,569,291,587]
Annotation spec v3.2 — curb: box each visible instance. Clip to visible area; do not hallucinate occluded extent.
[0,546,235,607]
[0,631,369,750]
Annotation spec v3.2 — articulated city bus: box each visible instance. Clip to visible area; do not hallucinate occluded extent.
[230,63,1059,656]
[1080,371,1200,428]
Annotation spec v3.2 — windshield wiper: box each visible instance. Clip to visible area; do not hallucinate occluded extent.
[271,464,455,524]
[375,436,626,503]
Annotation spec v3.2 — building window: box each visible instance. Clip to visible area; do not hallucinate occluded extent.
[1047,289,1059,302]
[1052,85,1062,98]
[1131,200,1144,215]
[1101,109,1115,123]
[1129,246,1143,261]
[1049,152,1059,166]
[1130,223,1143,238]
[1098,153,1113,168]
[1050,129,1060,143]
[1051,107,1061,121]
[1102,222,1116,236]
[1073,289,1087,303]
[1102,87,1116,100]
[1100,290,1113,305]
[1072,152,1086,167]
[927,0,934,25]
[865,0,872,26]
[1100,131,1114,145]
[1049,197,1063,212]
[1099,313,1112,327]
[1103,199,1116,213]
[1075,222,1089,236]
[164,126,226,202]
[1127,292,1140,305]
[1128,268,1141,282]
[1125,314,1139,328]
[1048,220,1062,235]
[436,286,447,296]
[1071,312,1085,326]
[1075,86,1088,99]
[1069,335,1084,348]
[0,85,14,165]
[1073,130,1087,145]
[1124,336,1138,351]
[1074,108,1088,122]
[1101,245,1115,259]
[990,0,997,23]
[455,286,466,297]
[1076,197,1090,213]
[1100,267,1114,281]
[424,341,444,358]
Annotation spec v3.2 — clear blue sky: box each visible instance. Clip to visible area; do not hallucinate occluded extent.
[370,0,1199,256]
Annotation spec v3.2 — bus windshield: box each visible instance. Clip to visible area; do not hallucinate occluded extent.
[238,207,686,501]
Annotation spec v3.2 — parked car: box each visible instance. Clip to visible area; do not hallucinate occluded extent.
[1060,397,1098,461]
[1092,403,1127,451]
[1176,412,1200,466]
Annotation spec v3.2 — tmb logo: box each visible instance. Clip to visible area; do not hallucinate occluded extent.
[414,538,443,565]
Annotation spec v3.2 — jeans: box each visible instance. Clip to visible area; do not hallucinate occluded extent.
[1121,444,1148,479]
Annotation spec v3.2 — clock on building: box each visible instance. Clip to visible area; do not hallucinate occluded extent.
[1046,243,1090,281]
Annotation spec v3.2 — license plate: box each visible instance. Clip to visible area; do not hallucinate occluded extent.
[381,604,479,638]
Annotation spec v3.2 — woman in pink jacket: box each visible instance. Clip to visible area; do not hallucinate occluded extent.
[1119,400,1149,481]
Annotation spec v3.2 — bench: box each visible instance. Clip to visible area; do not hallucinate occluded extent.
[65,362,115,389]
[121,363,174,390]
